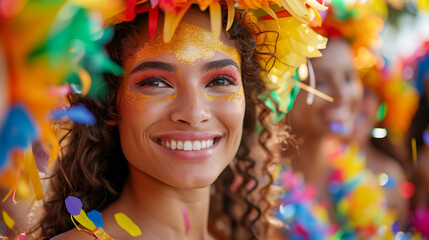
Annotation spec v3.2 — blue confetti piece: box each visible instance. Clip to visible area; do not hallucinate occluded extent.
[330,121,350,134]
[87,210,104,229]
[51,104,96,125]
[65,196,82,215]
[0,104,38,169]
[423,130,429,147]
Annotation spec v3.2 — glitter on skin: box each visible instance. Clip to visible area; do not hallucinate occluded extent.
[201,86,244,105]
[126,22,241,69]
[122,83,177,110]
[122,22,242,109]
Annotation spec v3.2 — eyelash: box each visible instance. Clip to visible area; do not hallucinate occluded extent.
[206,75,237,87]
[136,77,172,88]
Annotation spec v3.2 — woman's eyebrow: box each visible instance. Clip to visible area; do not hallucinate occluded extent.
[130,61,177,75]
[202,59,239,72]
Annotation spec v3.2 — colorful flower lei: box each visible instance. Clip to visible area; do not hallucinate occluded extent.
[274,144,398,240]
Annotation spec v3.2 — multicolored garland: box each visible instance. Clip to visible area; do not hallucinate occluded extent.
[274,144,397,240]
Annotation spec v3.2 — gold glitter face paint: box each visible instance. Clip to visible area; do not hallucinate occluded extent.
[201,86,245,105]
[122,83,177,110]
[126,22,240,70]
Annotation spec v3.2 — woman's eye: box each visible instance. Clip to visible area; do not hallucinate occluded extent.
[136,77,171,88]
[207,75,236,87]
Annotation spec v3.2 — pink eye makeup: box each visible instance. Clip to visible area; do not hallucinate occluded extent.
[200,67,244,104]
[202,67,240,87]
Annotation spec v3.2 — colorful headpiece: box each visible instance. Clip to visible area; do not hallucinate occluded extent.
[0,0,327,203]
[361,59,419,142]
[312,0,384,71]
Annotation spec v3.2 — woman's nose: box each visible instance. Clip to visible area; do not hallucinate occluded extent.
[170,86,211,127]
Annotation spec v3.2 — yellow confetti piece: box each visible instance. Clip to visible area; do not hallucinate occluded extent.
[412,138,417,165]
[73,209,96,231]
[114,212,142,237]
[70,214,83,231]
[2,210,15,229]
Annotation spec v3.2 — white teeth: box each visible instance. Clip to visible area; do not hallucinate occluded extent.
[177,141,183,150]
[192,141,201,150]
[170,140,177,150]
[184,141,192,150]
[158,139,216,151]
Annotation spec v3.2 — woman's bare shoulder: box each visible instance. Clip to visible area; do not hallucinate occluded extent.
[49,228,95,240]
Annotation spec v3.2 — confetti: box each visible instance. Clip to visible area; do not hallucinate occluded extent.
[87,210,104,229]
[65,196,83,215]
[74,209,96,231]
[1,210,14,229]
[114,212,142,237]
[181,206,190,236]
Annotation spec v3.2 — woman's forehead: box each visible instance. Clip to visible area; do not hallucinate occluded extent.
[123,16,240,73]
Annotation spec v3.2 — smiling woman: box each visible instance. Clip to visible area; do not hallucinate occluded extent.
[35,7,268,240]
[28,1,328,239]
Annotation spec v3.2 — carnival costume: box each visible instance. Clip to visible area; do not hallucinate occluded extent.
[0,0,330,238]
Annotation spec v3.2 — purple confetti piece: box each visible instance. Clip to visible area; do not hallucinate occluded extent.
[51,104,96,125]
[391,220,400,234]
[423,130,429,147]
[65,196,82,215]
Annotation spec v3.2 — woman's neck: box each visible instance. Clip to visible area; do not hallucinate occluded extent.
[292,136,327,182]
[290,135,334,207]
[102,166,213,240]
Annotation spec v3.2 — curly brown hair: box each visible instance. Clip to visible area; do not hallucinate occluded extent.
[36,7,277,240]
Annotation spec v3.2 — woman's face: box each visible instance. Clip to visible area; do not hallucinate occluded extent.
[289,39,362,139]
[116,11,245,189]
